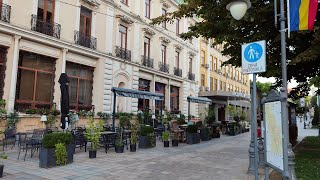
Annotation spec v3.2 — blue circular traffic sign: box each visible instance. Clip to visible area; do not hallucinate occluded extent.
[244,43,263,62]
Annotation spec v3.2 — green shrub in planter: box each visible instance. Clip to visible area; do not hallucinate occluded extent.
[139,126,155,149]
[140,126,154,136]
[55,143,67,166]
[40,132,73,168]
[42,132,72,148]
[186,124,198,133]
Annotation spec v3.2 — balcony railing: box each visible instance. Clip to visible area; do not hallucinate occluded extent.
[141,55,154,68]
[0,3,11,23]
[115,46,131,61]
[188,72,195,81]
[31,15,61,39]
[74,31,97,50]
[159,62,169,73]
[173,67,182,77]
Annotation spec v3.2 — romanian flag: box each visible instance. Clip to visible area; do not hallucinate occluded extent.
[289,0,318,31]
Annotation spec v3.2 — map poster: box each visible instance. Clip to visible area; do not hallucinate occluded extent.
[264,101,284,171]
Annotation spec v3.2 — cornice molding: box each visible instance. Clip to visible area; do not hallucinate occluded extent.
[161,0,171,8]
[81,0,100,7]
[116,14,134,24]
[160,37,171,43]
[142,27,156,36]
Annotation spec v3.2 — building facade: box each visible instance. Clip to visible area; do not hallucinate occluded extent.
[198,37,251,121]
[0,0,200,131]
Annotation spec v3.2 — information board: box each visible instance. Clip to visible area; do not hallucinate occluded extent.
[264,101,283,171]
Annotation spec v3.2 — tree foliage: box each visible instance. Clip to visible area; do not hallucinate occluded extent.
[256,81,272,94]
[152,0,320,96]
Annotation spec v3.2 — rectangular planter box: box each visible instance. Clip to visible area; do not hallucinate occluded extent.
[39,144,74,168]
[186,133,200,144]
[138,136,155,149]
[200,128,210,141]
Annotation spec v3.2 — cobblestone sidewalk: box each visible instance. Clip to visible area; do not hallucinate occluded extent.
[2,133,254,180]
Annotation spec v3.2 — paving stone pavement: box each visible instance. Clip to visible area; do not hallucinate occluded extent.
[1,133,255,180]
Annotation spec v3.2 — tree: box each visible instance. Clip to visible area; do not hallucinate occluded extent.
[312,105,319,127]
[152,0,320,96]
[256,81,272,94]
[310,96,318,107]
[310,76,320,95]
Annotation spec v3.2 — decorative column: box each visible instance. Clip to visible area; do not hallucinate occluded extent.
[7,35,21,112]
[61,48,68,73]
[258,137,265,166]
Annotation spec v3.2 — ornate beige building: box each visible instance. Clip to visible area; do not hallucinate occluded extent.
[0,0,200,128]
[198,37,251,121]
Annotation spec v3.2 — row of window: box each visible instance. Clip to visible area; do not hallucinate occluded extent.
[138,79,180,113]
[200,75,248,94]
[11,51,93,111]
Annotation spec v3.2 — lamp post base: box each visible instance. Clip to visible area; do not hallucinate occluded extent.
[248,140,255,174]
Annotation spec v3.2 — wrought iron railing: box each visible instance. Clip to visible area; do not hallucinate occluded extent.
[159,62,169,73]
[0,3,11,23]
[74,31,97,50]
[188,72,195,81]
[31,15,61,39]
[173,67,182,77]
[141,55,154,68]
[115,46,131,61]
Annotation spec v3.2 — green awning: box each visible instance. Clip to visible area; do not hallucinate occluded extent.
[111,87,164,100]
[187,96,212,104]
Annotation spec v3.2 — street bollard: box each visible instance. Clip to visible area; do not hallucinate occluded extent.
[288,144,297,180]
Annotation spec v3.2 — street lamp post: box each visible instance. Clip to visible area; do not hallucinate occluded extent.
[226,0,296,179]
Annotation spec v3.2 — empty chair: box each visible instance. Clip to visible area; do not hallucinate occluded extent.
[17,133,39,161]
[2,128,17,151]
[72,127,87,152]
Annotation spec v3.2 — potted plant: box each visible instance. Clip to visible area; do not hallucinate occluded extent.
[130,121,139,152]
[186,124,200,144]
[40,132,73,168]
[84,117,104,158]
[0,99,5,107]
[177,114,186,125]
[171,132,179,147]
[0,131,7,177]
[212,126,221,138]
[7,111,20,128]
[138,125,155,149]
[25,108,37,115]
[162,131,170,147]
[115,137,124,153]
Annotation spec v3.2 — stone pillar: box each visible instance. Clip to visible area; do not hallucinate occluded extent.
[150,75,156,113]
[61,48,68,73]
[7,35,21,113]
[214,103,219,122]
[131,66,139,113]
[106,6,114,54]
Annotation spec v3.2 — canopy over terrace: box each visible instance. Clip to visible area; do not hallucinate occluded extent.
[111,87,164,130]
[187,96,212,122]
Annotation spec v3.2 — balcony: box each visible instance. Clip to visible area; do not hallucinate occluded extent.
[31,15,61,39]
[173,67,182,77]
[188,72,195,81]
[141,55,154,68]
[74,31,97,50]
[159,62,169,73]
[115,46,131,61]
[0,3,11,23]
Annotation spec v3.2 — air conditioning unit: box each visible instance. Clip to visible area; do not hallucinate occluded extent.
[205,64,209,68]
[205,86,209,91]
[200,86,205,91]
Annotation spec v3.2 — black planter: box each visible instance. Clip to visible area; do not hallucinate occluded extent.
[213,133,221,138]
[164,141,169,147]
[115,145,124,153]
[0,165,3,178]
[130,144,136,152]
[89,150,97,158]
[39,144,74,168]
[172,140,179,147]
[138,136,155,149]
[200,128,210,141]
[186,133,200,144]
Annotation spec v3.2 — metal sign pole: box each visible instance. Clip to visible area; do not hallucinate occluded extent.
[252,74,259,180]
